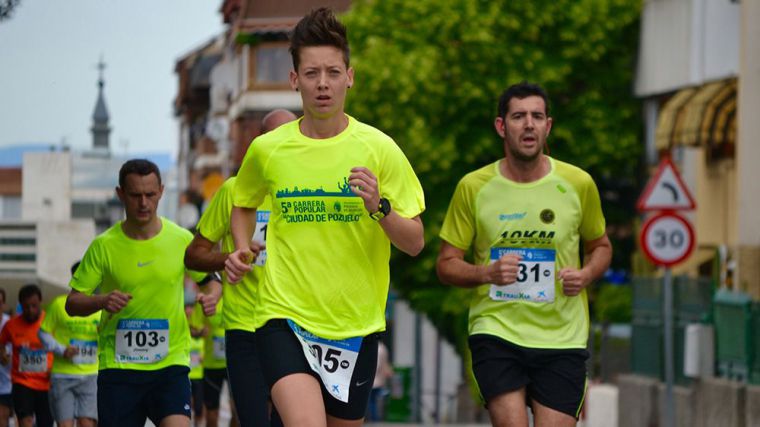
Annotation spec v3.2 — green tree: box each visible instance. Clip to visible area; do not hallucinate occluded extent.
[0,0,21,22]
[343,0,641,352]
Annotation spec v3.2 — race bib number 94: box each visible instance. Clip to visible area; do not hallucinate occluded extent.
[70,339,98,365]
[115,319,169,364]
[287,320,362,403]
[489,247,556,303]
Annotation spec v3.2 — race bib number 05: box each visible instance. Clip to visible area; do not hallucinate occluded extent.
[19,347,47,373]
[70,339,98,365]
[115,319,169,364]
[287,320,362,403]
[489,247,556,303]
[252,210,270,266]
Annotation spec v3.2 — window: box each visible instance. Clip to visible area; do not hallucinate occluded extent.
[254,44,291,85]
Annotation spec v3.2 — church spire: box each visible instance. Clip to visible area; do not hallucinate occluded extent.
[91,56,111,152]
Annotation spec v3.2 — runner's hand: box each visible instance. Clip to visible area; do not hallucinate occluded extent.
[101,290,131,313]
[558,267,591,296]
[485,254,521,285]
[197,292,220,316]
[63,345,79,359]
[249,240,266,263]
[349,167,380,214]
[225,249,253,284]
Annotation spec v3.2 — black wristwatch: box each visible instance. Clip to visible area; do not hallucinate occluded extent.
[370,198,391,221]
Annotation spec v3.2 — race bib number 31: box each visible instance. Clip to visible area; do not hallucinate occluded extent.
[489,247,556,303]
[287,320,362,403]
[115,319,169,364]
[252,210,270,266]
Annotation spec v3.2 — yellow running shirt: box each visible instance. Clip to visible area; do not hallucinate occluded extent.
[190,301,226,370]
[440,158,606,349]
[233,116,425,339]
[197,177,270,333]
[70,218,205,370]
[40,295,100,375]
[188,335,204,380]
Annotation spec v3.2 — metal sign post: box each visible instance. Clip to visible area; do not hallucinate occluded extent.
[663,268,675,427]
[637,157,697,427]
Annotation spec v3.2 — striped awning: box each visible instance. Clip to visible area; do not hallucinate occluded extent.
[655,79,737,155]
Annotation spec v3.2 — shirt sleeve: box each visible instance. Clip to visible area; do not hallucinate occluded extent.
[197,179,233,243]
[439,177,477,251]
[377,139,425,219]
[37,330,66,356]
[233,141,269,209]
[578,176,606,241]
[69,239,105,295]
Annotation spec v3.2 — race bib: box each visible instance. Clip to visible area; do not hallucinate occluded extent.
[287,320,362,403]
[489,247,556,303]
[19,347,47,373]
[190,349,202,369]
[70,339,98,365]
[114,319,169,364]
[212,336,226,360]
[252,210,270,266]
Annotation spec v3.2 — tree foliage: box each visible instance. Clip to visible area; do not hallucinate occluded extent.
[342,0,642,351]
[0,0,21,22]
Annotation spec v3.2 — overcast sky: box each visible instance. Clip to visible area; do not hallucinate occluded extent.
[0,1,223,157]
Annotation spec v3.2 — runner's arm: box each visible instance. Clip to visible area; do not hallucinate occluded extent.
[66,289,131,316]
[436,240,520,288]
[185,234,226,272]
[225,206,257,283]
[378,214,424,256]
[558,233,612,296]
[37,330,66,356]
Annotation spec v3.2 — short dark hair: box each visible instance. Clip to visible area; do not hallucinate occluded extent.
[497,81,550,119]
[0,288,5,304]
[18,284,42,303]
[290,7,350,71]
[118,159,162,189]
[70,261,81,276]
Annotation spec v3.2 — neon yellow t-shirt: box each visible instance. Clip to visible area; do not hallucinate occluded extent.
[189,301,226,370]
[188,335,204,380]
[233,116,425,339]
[439,158,606,349]
[40,295,100,376]
[197,177,271,333]
[70,218,205,370]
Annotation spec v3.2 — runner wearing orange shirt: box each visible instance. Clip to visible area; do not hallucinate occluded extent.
[0,284,53,427]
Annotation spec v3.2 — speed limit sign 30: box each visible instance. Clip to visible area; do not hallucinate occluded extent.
[640,212,695,267]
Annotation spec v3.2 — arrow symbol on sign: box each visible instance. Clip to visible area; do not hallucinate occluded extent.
[662,182,679,201]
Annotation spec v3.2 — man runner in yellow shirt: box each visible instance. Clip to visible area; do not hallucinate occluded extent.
[225,8,425,427]
[437,82,612,427]
[65,159,219,427]
[38,262,100,427]
[185,109,296,427]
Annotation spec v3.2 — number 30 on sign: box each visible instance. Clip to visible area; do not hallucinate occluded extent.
[640,212,695,267]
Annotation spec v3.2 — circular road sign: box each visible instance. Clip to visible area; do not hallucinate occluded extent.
[640,212,696,267]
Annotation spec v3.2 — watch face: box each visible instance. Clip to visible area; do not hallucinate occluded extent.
[379,198,391,215]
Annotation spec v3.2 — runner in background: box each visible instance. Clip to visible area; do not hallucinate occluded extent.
[184,108,297,427]
[0,284,53,427]
[38,262,100,427]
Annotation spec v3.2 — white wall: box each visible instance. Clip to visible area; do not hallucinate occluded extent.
[22,152,71,221]
[35,220,95,290]
[635,0,740,97]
